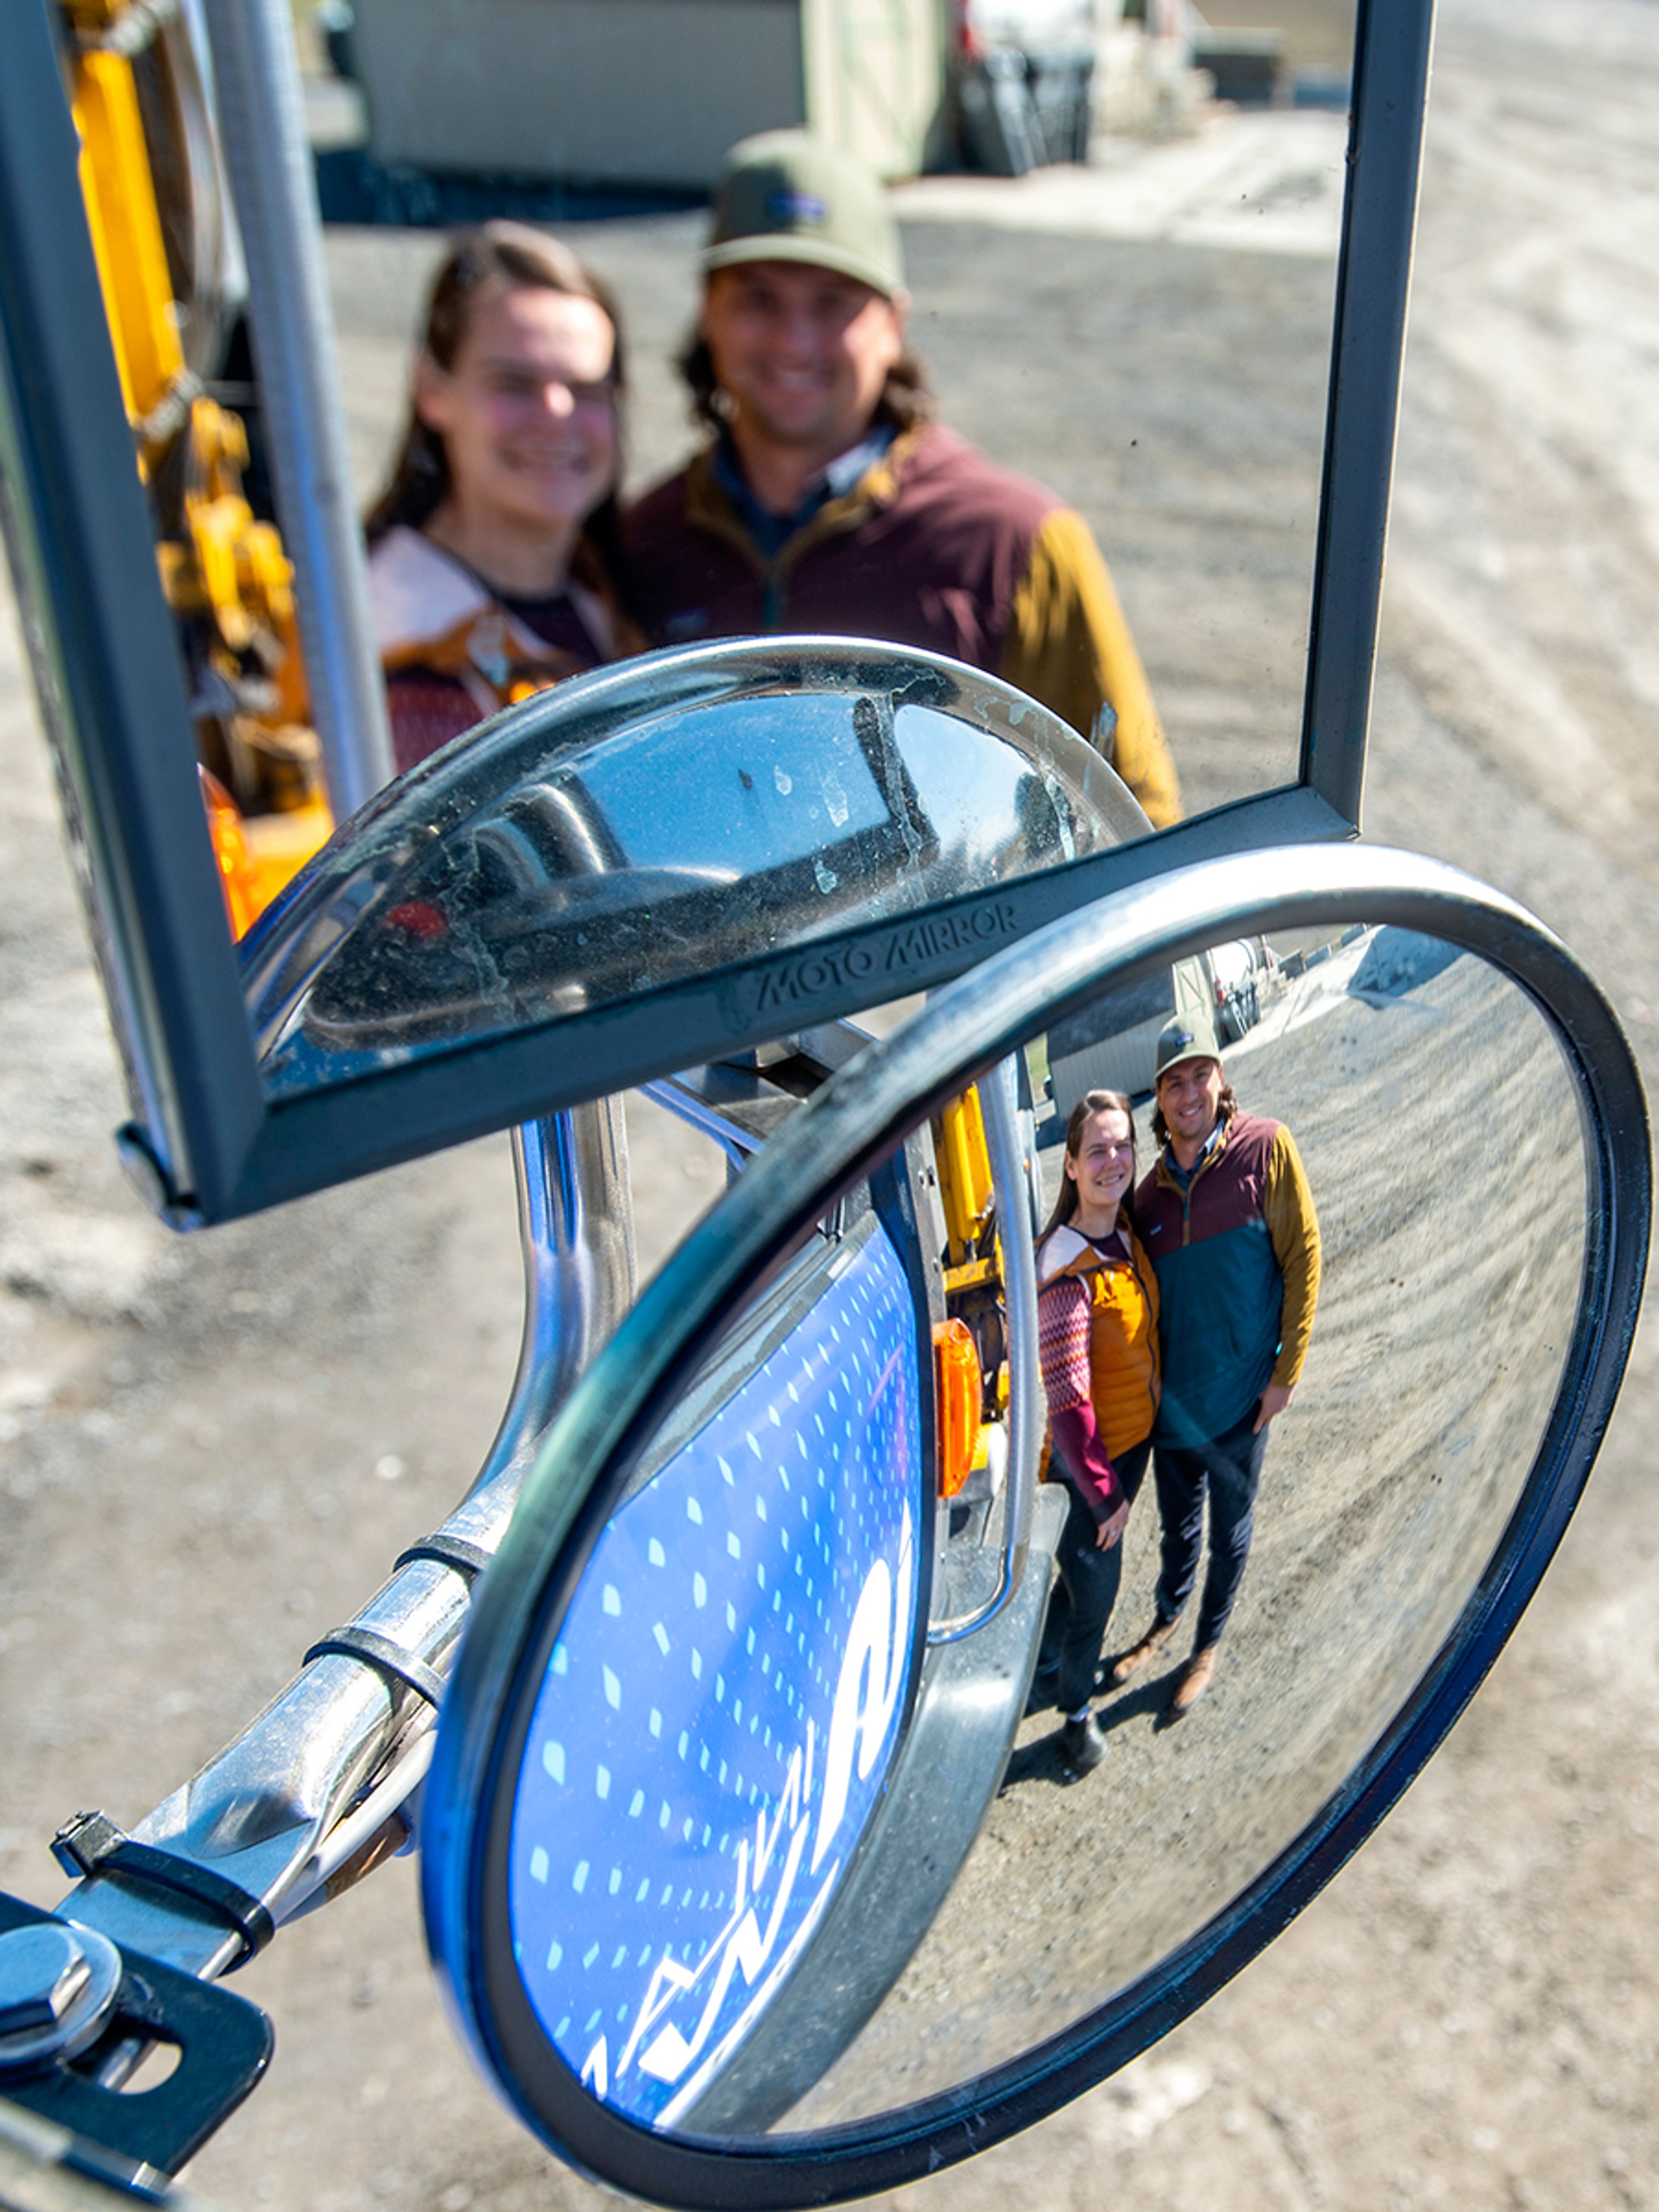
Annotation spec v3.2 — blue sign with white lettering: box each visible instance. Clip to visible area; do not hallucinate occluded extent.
[506,1219,925,2128]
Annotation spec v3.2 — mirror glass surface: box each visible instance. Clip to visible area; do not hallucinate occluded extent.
[333,0,1356,827]
[488,920,1584,2139]
[1,0,1377,1233]
[243,644,1147,1100]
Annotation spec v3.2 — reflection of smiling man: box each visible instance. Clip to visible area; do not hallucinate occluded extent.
[1119,1011,1322,1712]
[623,130,1181,829]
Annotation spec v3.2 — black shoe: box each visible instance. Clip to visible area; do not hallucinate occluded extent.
[1058,1713,1109,1775]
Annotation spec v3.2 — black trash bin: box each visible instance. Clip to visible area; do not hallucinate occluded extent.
[958,48,1043,175]
[1026,47,1094,163]
[1191,27,1286,106]
[958,44,1094,174]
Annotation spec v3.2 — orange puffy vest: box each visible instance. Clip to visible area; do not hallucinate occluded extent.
[1037,1225,1162,1461]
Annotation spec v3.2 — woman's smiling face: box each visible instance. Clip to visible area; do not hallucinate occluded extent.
[1065,1106,1136,1222]
[415,279,619,540]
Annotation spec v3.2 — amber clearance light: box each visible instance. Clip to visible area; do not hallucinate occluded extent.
[933,1318,982,1499]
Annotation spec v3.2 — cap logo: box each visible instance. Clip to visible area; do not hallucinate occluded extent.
[768,189,827,226]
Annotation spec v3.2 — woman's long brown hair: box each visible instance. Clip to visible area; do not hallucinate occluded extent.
[364,222,629,591]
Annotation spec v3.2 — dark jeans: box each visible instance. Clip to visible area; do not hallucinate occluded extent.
[1152,1408,1271,1652]
[1041,1438,1151,1715]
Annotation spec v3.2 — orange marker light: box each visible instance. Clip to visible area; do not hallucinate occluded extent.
[933,1319,983,1500]
[199,767,261,941]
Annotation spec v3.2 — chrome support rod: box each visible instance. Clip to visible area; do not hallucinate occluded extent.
[197,0,394,817]
[60,1102,634,1978]
[927,1055,1042,1646]
[477,1100,636,1499]
[639,1077,761,1174]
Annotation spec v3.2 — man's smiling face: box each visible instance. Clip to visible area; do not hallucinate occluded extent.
[699,260,907,467]
[1156,1055,1225,1154]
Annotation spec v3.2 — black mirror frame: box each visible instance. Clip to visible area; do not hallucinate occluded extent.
[421,842,1650,2211]
[0,0,1435,1226]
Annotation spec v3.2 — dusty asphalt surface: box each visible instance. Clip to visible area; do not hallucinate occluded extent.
[3,0,1659,2205]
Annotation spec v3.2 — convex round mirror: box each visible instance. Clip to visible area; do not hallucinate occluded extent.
[422,844,1649,2209]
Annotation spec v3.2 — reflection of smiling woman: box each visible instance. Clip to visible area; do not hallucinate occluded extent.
[1034,1090,1162,1776]
[365,224,640,775]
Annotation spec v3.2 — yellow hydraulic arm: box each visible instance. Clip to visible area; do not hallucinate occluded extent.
[64,0,333,926]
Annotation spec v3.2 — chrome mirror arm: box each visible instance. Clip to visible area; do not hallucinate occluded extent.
[54,1100,635,1980]
[479,1100,636,1501]
[640,1077,765,1175]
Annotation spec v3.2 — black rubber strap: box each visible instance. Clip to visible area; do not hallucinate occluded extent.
[393,1532,493,1583]
[51,1811,275,1963]
[303,1626,446,1709]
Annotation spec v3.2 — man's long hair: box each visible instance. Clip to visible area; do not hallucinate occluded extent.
[1151,1082,1238,1150]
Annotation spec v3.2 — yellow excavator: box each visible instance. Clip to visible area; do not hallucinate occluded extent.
[63,0,333,932]
[932,1081,1021,1498]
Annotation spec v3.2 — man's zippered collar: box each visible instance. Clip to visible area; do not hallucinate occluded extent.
[1154,1102,1236,1196]
[680,425,928,623]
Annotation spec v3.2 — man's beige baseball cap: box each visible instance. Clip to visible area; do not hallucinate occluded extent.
[703,130,905,299]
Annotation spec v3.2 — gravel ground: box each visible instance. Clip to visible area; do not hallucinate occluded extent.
[3,1,1659,2206]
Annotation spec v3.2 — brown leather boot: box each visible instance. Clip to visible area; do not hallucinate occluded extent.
[1171,1645,1219,1713]
[1110,1612,1181,1684]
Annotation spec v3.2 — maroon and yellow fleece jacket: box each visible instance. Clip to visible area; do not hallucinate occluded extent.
[1136,1110,1321,1448]
[620,425,1181,830]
